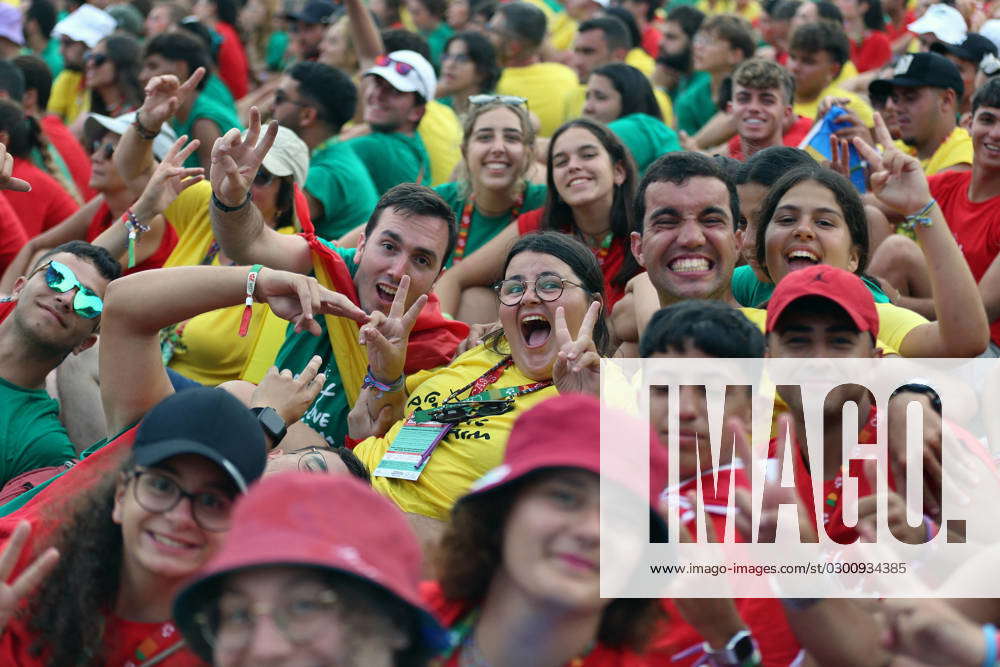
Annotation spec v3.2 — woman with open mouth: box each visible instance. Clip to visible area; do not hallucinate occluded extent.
[351,231,609,532]
[435,118,643,322]
[753,115,988,357]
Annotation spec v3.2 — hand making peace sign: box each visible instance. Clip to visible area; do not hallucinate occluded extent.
[139,67,205,130]
[0,522,59,634]
[552,301,602,396]
[851,112,934,217]
[211,107,279,208]
[358,275,428,385]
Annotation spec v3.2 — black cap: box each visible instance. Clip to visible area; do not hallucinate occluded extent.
[931,33,998,65]
[284,0,338,24]
[869,52,965,99]
[133,387,267,493]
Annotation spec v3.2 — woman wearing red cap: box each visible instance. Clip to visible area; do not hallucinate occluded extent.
[752,115,989,357]
[425,393,669,665]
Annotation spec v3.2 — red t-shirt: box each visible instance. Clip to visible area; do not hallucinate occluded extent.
[84,201,179,275]
[517,209,630,309]
[850,31,892,73]
[215,21,249,100]
[642,24,661,57]
[929,170,1000,345]
[3,159,79,239]
[41,113,94,203]
[727,115,814,161]
[884,9,916,44]
[652,468,803,666]
[0,194,27,276]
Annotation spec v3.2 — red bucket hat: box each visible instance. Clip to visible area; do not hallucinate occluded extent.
[461,393,670,540]
[172,473,448,660]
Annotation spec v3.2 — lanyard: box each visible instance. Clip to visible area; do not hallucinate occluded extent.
[452,192,524,263]
[816,403,878,525]
[442,356,550,405]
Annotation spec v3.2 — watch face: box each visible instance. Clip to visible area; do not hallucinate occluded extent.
[259,409,286,436]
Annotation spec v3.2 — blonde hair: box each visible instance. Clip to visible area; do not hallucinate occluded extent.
[458,100,536,199]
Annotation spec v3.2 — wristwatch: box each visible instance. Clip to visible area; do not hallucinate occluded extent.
[703,630,761,667]
[250,407,287,446]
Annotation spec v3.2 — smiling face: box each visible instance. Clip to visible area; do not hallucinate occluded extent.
[631,177,738,303]
[88,130,125,193]
[499,251,595,381]
[763,180,861,284]
[971,104,1000,170]
[11,252,109,355]
[550,125,624,211]
[353,209,450,315]
[497,470,605,611]
[729,83,790,146]
[465,106,529,194]
[582,73,623,124]
[112,454,234,585]
[364,75,422,133]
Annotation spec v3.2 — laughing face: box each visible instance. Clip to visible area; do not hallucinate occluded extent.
[971,104,1000,170]
[762,180,860,284]
[353,209,450,315]
[631,177,738,303]
[499,251,595,381]
[550,126,625,211]
[728,83,790,146]
[465,106,529,194]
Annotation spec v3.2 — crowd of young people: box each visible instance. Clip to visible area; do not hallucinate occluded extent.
[0,0,1000,663]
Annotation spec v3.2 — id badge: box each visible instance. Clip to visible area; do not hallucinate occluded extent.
[372,418,452,481]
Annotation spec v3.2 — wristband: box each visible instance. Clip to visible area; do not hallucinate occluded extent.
[362,366,404,397]
[132,110,159,140]
[899,199,936,232]
[982,624,998,667]
[122,208,151,269]
[212,190,252,213]
[238,264,263,337]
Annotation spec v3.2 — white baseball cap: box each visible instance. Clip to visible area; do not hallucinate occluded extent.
[84,112,177,161]
[363,50,437,102]
[908,4,968,46]
[52,4,117,48]
[244,126,310,186]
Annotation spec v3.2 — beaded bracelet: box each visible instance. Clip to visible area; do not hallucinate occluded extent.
[899,199,936,232]
[122,208,150,269]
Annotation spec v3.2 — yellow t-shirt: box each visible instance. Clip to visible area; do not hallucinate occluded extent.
[739,301,928,356]
[832,60,860,86]
[46,70,89,125]
[894,126,973,176]
[565,84,675,129]
[625,47,655,78]
[696,0,761,20]
[794,84,874,127]
[497,62,579,137]
[354,343,560,520]
[419,99,463,187]
[550,12,578,52]
[163,181,215,269]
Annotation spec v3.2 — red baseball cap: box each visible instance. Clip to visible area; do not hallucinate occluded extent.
[461,393,670,540]
[172,473,447,660]
[765,265,879,338]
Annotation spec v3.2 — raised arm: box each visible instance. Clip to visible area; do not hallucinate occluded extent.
[100,264,369,435]
[853,115,990,357]
[210,107,313,274]
[344,0,384,70]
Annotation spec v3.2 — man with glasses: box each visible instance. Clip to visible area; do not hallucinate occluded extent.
[271,61,378,239]
[0,241,120,485]
[344,49,435,195]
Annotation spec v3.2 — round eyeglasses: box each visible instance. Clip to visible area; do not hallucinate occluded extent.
[130,469,235,532]
[493,275,586,306]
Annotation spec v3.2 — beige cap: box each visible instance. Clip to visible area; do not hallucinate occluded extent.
[242,126,310,186]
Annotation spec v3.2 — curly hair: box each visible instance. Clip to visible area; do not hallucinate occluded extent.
[435,472,664,652]
[26,467,126,665]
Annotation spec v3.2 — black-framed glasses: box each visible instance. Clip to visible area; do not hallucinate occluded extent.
[295,446,331,472]
[130,469,235,532]
[27,260,103,318]
[253,168,274,187]
[195,588,341,651]
[469,94,528,109]
[91,140,116,160]
[274,89,306,108]
[494,275,586,306]
[85,51,108,67]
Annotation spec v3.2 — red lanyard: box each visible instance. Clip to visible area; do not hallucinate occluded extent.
[444,356,549,404]
[819,403,878,525]
[452,192,524,263]
[591,233,613,267]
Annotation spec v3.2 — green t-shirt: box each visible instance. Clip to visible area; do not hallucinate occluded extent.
[0,377,76,487]
[731,264,891,308]
[423,21,454,70]
[345,131,431,195]
[266,31,289,71]
[608,113,682,175]
[172,75,243,168]
[273,243,357,447]
[673,71,715,136]
[306,137,379,240]
[40,40,64,79]
[433,181,547,268]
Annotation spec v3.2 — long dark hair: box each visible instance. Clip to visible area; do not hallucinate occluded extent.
[483,231,612,355]
[591,63,662,121]
[543,118,641,289]
[0,99,79,202]
[754,166,869,279]
[27,466,126,665]
[91,34,143,116]
[444,31,501,93]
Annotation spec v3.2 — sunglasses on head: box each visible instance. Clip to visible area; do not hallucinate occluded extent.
[375,54,414,76]
[31,260,103,319]
[85,52,108,67]
[469,94,528,109]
